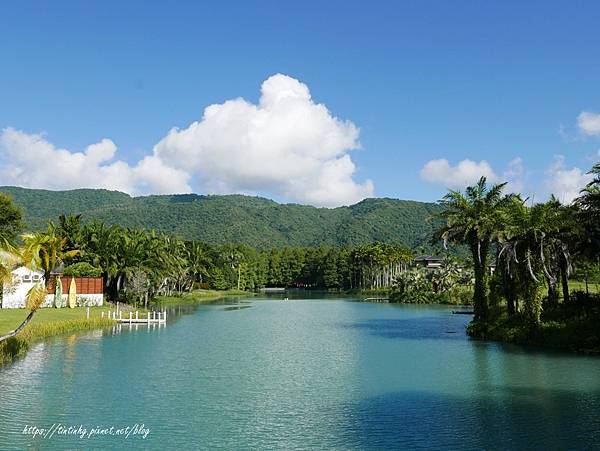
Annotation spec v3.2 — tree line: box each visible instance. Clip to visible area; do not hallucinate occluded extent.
[0,201,415,310]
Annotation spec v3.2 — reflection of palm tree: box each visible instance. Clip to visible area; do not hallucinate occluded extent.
[63,334,78,379]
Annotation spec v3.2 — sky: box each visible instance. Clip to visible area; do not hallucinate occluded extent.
[1,0,599,207]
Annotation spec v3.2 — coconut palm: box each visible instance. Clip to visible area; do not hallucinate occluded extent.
[21,227,82,288]
[436,177,514,322]
[0,240,54,343]
[497,196,576,324]
[575,162,600,257]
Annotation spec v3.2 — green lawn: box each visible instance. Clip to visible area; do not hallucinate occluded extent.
[153,289,255,305]
[568,280,600,294]
[0,306,113,335]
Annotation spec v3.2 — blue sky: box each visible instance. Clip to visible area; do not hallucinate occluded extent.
[1,0,599,205]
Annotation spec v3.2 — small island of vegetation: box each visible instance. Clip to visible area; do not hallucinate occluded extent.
[435,163,600,353]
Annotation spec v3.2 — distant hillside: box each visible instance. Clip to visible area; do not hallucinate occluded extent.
[0,186,443,249]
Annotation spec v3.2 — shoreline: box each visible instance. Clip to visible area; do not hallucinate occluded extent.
[0,289,255,367]
[0,312,115,367]
[152,289,256,306]
[467,316,600,356]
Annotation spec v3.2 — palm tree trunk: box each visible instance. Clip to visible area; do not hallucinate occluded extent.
[560,258,570,303]
[0,310,35,343]
[546,276,559,306]
[471,240,489,322]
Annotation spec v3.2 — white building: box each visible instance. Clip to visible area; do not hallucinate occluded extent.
[1,267,104,309]
[1,267,49,309]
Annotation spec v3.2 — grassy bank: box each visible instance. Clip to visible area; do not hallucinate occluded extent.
[569,280,600,294]
[467,297,600,354]
[468,315,600,354]
[153,289,254,305]
[0,307,115,366]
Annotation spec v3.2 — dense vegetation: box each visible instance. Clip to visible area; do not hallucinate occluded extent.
[47,216,416,303]
[0,196,418,310]
[436,162,600,352]
[0,193,23,242]
[391,257,474,305]
[0,186,443,250]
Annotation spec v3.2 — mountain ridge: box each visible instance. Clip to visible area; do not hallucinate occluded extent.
[0,186,443,249]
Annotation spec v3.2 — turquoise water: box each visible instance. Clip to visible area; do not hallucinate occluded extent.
[1,297,600,450]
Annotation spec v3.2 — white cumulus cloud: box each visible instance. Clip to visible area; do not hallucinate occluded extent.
[544,155,593,204]
[0,128,191,195]
[419,158,499,189]
[578,111,600,136]
[419,155,594,204]
[0,74,373,207]
[152,73,372,206]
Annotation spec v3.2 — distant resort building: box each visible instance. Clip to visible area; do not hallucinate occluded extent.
[413,254,496,274]
[1,267,104,309]
[413,255,444,269]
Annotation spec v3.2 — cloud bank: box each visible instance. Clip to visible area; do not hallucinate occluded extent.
[0,74,373,207]
[420,156,591,204]
[420,159,498,188]
[0,128,192,195]
[419,157,525,194]
[544,156,593,204]
[578,111,600,136]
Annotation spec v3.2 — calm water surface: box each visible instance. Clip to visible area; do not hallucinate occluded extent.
[1,296,600,450]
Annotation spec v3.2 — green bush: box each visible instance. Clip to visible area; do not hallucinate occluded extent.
[63,262,102,277]
[390,286,473,305]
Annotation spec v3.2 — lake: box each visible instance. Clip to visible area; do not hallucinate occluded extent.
[1,296,600,450]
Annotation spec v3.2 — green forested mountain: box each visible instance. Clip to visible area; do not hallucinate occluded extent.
[0,186,443,249]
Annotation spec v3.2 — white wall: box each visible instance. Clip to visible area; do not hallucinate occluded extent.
[1,268,104,309]
[1,267,44,308]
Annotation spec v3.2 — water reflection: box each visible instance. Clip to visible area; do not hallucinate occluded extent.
[330,388,600,450]
[110,322,167,335]
[345,315,471,341]
[1,300,599,450]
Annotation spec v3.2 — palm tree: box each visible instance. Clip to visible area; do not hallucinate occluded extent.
[0,233,72,343]
[437,177,513,322]
[575,162,600,258]
[221,246,245,290]
[497,196,576,324]
[21,227,81,289]
[498,199,546,324]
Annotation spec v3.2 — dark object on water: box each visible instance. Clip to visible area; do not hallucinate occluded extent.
[451,310,474,315]
[363,297,389,303]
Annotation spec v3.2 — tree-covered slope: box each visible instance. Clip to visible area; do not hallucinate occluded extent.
[0,186,442,249]
[0,186,133,228]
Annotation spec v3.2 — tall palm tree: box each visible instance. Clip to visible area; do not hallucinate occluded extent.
[497,196,576,324]
[0,235,68,343]
[437,177,513,322]
[21,227,81,288]
[576,162,600,257]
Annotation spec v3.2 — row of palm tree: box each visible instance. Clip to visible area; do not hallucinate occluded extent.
[348,243,414,290]
[57,217,212,307]
[437,162,600,327]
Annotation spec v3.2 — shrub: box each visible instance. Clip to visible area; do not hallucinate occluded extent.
[63,262,102,277]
